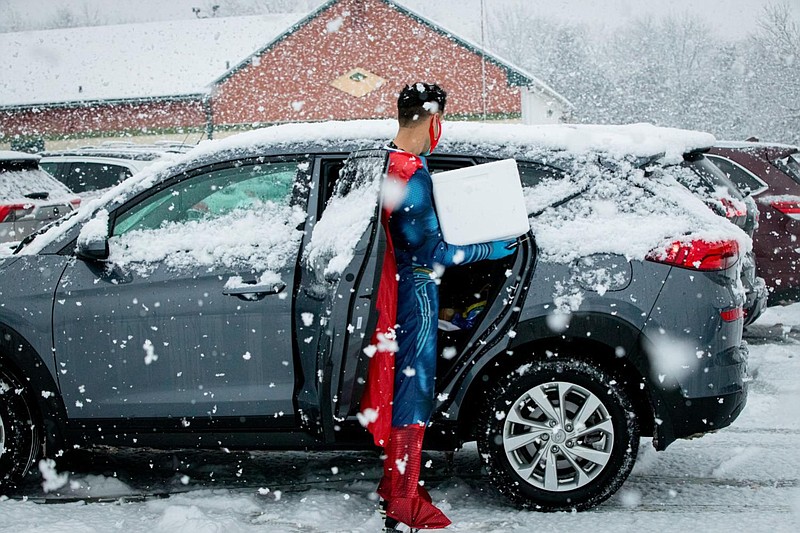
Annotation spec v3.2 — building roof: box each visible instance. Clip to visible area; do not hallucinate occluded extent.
[0,0,571,111]
[0,13,303,108]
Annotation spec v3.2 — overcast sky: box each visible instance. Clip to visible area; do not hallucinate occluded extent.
[2,0,798,39]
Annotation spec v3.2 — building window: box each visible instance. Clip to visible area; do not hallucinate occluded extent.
[331,68,385,98]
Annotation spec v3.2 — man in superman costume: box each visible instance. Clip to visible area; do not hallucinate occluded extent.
[360,83,516,531]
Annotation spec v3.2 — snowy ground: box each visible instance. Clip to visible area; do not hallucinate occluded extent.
[1,306,799,532]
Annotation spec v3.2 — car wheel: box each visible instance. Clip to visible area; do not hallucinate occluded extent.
[477,357,639,511]
[0,367,41,492]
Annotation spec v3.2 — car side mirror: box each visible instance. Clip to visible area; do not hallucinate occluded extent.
[76,237,109,262]
[76,211,111,262]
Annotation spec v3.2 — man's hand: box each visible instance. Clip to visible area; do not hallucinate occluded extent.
[487,239,518,260]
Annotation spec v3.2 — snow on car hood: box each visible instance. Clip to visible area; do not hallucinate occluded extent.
[18,119,727,269]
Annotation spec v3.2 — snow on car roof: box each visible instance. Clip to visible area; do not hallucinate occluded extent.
[0,14,303,107]
[18,119,729,259]
[714,140,800,152]
[190,119,715,163]
[0,150,40,162]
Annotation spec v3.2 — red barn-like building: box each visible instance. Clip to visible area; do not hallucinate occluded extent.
[0,0,572,148]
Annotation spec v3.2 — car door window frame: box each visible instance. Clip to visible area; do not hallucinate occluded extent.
[776,154,800,186]
[706,154,768,196]
[68,161,131,193]
[109,156,311,237]
[314,154,350,223]
[427,155,477,173]
[57,155,312,257]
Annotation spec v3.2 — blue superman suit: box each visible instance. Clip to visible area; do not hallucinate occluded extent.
[387,150,514,426]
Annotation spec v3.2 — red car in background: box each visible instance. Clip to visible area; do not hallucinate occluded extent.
[1,151,80,248]
[708,141,800,304]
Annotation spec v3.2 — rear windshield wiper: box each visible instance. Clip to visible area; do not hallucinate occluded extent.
[24,191,50,200]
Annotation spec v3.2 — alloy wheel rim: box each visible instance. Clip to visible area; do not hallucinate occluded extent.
[502,380,614,492]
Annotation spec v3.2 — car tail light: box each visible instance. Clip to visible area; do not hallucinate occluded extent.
[720,198,746,218]
[720,307,744,322]
[69,198,81,209]
[0,203,35,223]
[647,239,740,271]
[770,200,800,220]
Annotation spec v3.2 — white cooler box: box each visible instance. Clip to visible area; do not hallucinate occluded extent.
[431,158,529,246]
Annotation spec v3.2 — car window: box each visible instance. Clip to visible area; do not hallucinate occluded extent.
[706,155,768,195]
[515,161,574,216]
[306,150,383,278]
[318,157,347,221]
[676,157,745,200]
[113,161,300,237]
[474,157,565,189]
[39,161,62,179]
[777,154,800,186]
[67,162,131,193]
[517,161,564,188]
[98,159,309,275]
[428,157,475,174]
[317,155,475,220]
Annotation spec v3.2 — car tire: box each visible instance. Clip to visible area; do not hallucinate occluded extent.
[477,357,639,511]
[0,367,41,493]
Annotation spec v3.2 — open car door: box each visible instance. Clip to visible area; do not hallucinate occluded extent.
[300,149,389,443]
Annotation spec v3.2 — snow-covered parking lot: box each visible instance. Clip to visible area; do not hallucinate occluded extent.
[1,305,798,533]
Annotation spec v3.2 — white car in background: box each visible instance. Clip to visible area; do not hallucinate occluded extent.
[39,141,194,196]
[0,150,79,247]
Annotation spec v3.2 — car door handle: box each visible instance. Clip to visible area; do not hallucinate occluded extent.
[222,282,286,296]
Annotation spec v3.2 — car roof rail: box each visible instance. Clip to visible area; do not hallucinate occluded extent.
[99,141,136,147]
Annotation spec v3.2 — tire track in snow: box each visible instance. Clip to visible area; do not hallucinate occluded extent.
[721,427,800,435]
[626,474,799,489]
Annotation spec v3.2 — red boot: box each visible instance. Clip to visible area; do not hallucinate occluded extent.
[377,425,451,530]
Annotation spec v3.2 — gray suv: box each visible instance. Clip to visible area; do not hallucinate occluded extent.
[0,122,749,511]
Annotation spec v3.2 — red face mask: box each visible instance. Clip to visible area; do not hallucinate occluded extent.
[427,114,442,155]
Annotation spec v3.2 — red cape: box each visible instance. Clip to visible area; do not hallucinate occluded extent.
[360,151,424,447]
